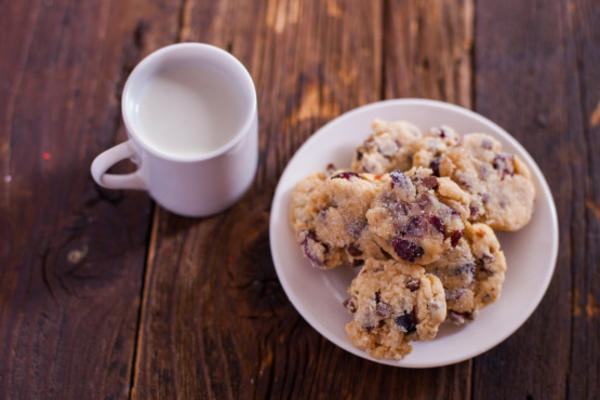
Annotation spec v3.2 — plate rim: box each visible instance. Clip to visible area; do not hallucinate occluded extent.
[269,98,559,368]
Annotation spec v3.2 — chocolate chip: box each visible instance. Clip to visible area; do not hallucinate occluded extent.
[395,310,417,334]
[374,290,381,304]
[429,157,441,177]
[352,259,364,267]
[356,150,363,161]
[454,262,475,276]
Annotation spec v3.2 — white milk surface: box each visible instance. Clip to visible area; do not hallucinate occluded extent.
[135,65,243,157]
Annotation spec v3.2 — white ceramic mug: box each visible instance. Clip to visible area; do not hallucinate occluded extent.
[91,43,258,217]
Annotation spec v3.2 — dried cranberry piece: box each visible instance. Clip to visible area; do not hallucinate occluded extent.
[416,193,431,210]
[492,154,515,179]
[343,298,357,313]
[392,239,424,262]
[390,171,411,189]
[300,231,324,267]
[429,157,441,177]
[395,310,417,334]
[450,230,463,247]
[346,243,363,257]
[404,216,428,238]
[376,302,392,317]
[331,171,361,180]
[439,128,446,138]
[429,215,445,234]
[469,206,478,218]
[421,176,438,189]
[405,278,420,291]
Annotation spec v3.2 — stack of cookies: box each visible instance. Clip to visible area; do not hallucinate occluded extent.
[289,119,536,360]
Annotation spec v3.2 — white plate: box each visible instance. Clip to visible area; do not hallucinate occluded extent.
[269,99,558,368]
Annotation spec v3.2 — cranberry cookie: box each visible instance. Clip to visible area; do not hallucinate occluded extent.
[415,133,535,231]
[351,119,422,174]
[289,171,387,269]
[425,222,506,324]
[344,258,447,359]
[366,167,471,265]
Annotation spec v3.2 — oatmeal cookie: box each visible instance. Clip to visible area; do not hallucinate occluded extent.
[366,167,471,265]
[344,258,446,359]
[289,171,387,269]
[425,222,507,323]
[415,133,535,230]
[351,119,422,174]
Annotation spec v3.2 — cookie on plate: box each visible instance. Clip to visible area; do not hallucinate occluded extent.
[289,170,387,269]
[366,167,471,265]
[425,222,507,323]
[351,119,422,174]
[344,258,447,360]
[415,133,535,231]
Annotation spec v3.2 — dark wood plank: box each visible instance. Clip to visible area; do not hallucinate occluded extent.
[384,0,474,108]
[382,0,475,397]
[0,1,179,398]
[132,0,475,399]
[566,0,600,398]
[473,0,582,398]
[132,0,384,397]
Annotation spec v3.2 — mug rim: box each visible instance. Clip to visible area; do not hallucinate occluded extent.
[121,42,258,163]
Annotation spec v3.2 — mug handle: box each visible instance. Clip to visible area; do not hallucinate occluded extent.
[90,140,146,190]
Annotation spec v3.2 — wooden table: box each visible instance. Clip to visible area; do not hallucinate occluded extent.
[2,0,599,398]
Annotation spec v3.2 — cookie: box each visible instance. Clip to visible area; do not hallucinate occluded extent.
[416,133,535,231]
[351,119,422,174]
[289,171,387,269]
[344,258,447,360]
[366,167,471,265]
[425,222,506,323]
[412,125,461,172]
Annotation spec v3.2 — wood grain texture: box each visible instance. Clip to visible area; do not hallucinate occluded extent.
[132,0,475,399]
[384,0,474,108]
[0,0,176,398]
[472,0,597,398]
[2,0,598,398]
[566,0,600,398]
